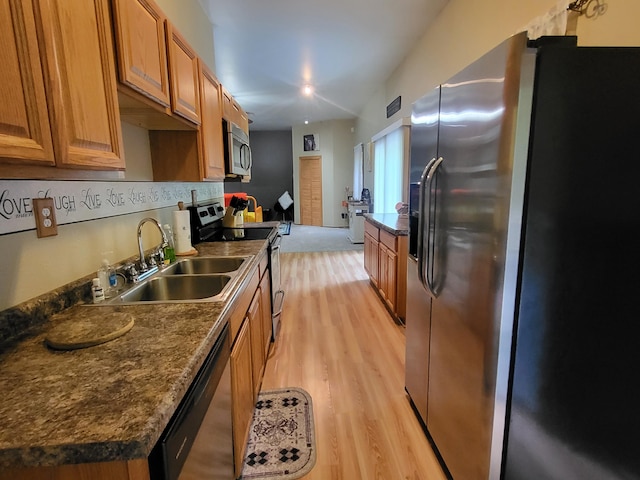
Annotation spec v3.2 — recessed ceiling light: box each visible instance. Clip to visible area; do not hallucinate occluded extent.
[304,120,309,125]
[303,85,313,96]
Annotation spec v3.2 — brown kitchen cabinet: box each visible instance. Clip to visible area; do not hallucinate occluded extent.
[379,230,398,312]
[0,0,125,177]
[364,220,380,287]
[110,0,170,108]
[228,256,272,478]
[230,318,254,478]
[165,22,201,125]
[197,61,225,180]
[248,290,265,395]
[2,459,150,480]
[222,86,249,134]
[364,218,407,322]
[148,60,225,181]
[112,0,205,131]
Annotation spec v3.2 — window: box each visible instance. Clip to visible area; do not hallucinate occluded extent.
[372,123,408,213]
[353,143,364,200]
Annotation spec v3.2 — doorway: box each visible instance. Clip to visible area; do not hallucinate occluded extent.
[299,155,323,226]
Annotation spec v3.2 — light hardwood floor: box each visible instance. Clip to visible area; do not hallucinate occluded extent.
[260,251,448,480]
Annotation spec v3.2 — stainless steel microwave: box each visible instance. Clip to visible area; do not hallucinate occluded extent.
[224,121,252,178]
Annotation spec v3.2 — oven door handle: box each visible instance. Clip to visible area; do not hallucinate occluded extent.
[272,289,285,317]
[271,234,282,250]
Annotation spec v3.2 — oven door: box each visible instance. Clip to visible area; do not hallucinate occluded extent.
[269,234,285,339]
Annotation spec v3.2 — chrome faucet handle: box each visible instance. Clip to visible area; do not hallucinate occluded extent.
[148,248,165,267]
[123,263,139,283]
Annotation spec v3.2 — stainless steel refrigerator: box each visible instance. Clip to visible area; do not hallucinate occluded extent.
[405,32,640,480]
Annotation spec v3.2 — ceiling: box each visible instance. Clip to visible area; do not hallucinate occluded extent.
[202,0,449,130]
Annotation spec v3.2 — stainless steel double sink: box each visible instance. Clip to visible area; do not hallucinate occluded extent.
[98,256,251,305]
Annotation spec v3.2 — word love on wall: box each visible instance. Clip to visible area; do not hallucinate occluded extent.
[0,180,224,235]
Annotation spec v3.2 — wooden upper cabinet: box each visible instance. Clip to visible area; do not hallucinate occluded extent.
[0,0,55,167]
[39,0,124,170]
[221,87,233,119]
[111,0,170,107]
[0,0,124,173]
[198,60,225,180]
[166,22,201,125]
[221,86,249,134]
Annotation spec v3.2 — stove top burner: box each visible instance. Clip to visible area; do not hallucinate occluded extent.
[215,227,274,241]
[188,200,277,244]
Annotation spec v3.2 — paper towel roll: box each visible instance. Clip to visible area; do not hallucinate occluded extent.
[173,210,193,254]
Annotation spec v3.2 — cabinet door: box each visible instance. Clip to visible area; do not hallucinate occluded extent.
[382,245,397,311]
[234,100,249,133]
[0,0,54,166]
[231,320,254,478]
[166,22,200,124]
[198,60,225,180]
[259,271,273,358]
[364,233,379,286]
[247,292,265,395]
[221,86,235,123]
[111,0,170,107]
[39,0,125,169]
[378,243,389,301]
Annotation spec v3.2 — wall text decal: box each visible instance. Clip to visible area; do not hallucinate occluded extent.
[0,180,223,235]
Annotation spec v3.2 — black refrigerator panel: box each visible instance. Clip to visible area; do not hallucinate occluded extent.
[504,47,640,479]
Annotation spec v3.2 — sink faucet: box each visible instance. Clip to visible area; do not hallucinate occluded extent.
[137,217,169,272]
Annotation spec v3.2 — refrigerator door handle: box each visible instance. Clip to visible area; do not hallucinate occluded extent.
[424,157,444,297]
[417,158,437,292]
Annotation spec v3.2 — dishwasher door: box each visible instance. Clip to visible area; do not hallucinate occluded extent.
[149,323,234,480]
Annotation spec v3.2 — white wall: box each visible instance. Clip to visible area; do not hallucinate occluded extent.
[355,0,640,154]
[291,120,355,227]
[155,0,216,71]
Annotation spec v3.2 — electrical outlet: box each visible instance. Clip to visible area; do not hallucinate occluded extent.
[33,198,58,238]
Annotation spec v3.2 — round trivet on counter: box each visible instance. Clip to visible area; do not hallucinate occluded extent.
[45,310,134,351]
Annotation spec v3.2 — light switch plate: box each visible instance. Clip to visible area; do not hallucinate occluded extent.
[33,198,58,238]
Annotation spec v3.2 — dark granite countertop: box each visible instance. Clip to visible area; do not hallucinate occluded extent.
[364,213,409,236]
[0,236,271,469]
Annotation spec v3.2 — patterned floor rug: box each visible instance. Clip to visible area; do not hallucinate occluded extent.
[241,387,316,480]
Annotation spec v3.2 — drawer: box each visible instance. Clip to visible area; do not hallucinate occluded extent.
[229,265,260,343]
[380,229,397,251]
[364,220,379,240]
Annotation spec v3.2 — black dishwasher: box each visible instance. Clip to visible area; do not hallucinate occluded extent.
[149,323,233,480]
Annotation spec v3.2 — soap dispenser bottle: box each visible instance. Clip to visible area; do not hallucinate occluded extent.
[98,259,116,298]
[163,224,176,264]
[92,278,105,303]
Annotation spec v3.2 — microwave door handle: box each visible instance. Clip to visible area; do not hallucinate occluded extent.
[426,157,444,297]
[417,158,437,292]
[246,145,252,170]
[240,144,251,170]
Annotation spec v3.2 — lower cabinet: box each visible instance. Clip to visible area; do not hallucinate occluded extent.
[3,255,274,480]
[247,290,265,395]
[230,319,255,477]
[0,459,149,480]
[364,219,407,322]
[229,257,273,478]
[364,224,379,287]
